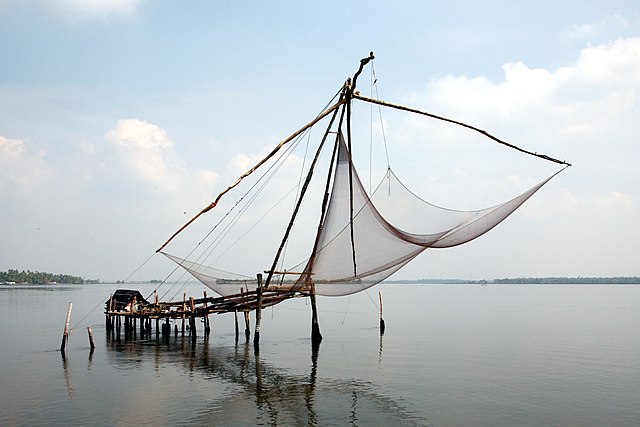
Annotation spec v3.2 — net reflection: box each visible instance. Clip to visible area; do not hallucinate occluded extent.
[104,332,422,426]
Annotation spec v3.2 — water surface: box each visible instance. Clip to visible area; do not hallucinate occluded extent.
[0,283,638,426]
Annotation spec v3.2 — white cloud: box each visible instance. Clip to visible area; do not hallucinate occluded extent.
[405,36,639,161]
[53,0,140,17]
[416,37,639,138]
[107,118,180,194]
[106,118,218,198]
[592,190,636,209]
[569,14,630,39]
[228,153,253,176]
[0,135,55,194]
[0,0,141,18]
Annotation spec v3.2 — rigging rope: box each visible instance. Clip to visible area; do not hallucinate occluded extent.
[156,89,345,301]
[279,126,315,275]
[353,94,571,167]
[368,61,391,195]
[158,132,308,301]
[156,97,348,253]
[69,252,158,332]
[371,64,391,168]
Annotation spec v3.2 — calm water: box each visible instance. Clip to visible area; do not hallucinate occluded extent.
[0,282,639,426]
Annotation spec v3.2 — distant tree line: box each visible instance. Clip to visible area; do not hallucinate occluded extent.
[492,277,640,284]
[386,277,640,284]
[0,269,89,284]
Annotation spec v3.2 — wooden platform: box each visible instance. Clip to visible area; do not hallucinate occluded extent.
[106,286,304,319]
[103,284,310,343]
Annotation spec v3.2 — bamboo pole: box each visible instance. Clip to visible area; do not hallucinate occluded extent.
[182,292,186,334]
[203,290,210,335]
[189,297,196,339]
[106,294,113,331]
[353,94,571,166]
[310,283,322,347]
[244,311,250,342]
[234,310,239,343]
[87,326,95,351]
[254,274,263,348]
[155,290,159,337]
[379,291,385,335]
[60,302,73,352]
[241,287,250,341]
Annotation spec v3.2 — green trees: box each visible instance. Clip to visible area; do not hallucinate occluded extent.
[492,277,640,284]
[0,269,85,284]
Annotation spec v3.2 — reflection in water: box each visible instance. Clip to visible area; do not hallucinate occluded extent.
[103,331,422,426]
[61,352,73,400]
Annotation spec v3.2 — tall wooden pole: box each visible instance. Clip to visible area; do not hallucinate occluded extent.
[155,290,159,337]
[189,297,196,339]
[244,312,251,341]
[182,292,186,334]
[234,310,239,344]
[60,302,73,352]
[254,274,263,348]
[379,291,385,334]
[310,283,322,347]
[242,287,250,341]
[203,290,210,335]
[87,326,96,351]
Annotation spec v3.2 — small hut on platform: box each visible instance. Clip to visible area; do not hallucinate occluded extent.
[106,289,149,312]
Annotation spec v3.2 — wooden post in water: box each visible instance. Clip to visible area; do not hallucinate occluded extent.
[189,297,196,339]
[244,312,251,342]
[60,302,73,352]
[182,292,186,334]
[155,290,160,337]
[379,291,385,335]
[106,294,113,331]
[234,310,239,343]
[241,287,250,341]
[203,290,210,335]
[87,326,95,351]
[254,274,263,347]
[310,283,322,346]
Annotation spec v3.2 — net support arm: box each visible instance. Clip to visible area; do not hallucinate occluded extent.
[156,98,348,253]
[353,94,571,167]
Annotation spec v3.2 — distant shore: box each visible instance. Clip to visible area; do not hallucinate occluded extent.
[2,273,639,286]
[0,269,98,285]
[386,277,640,285]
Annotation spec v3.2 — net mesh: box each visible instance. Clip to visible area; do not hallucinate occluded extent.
[166,134,562,297]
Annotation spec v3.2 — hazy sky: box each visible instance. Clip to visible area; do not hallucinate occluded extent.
[1,1,639,282]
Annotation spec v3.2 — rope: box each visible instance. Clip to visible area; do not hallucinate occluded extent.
[370,63,391,169]
[353,94,571,167]
[155,87,345,301]
[156,97,348,253]
[70,251,158,331]
[155,129,312,302]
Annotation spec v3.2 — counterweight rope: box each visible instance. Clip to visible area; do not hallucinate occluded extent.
[353,94,571,167]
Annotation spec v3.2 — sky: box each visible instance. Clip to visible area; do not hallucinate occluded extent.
[1,0,639,282]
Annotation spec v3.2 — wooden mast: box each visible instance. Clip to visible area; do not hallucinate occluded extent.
[304,104,347,347]
[259,92,346,346]
[344,52,374,278]
[306,53,375,347]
